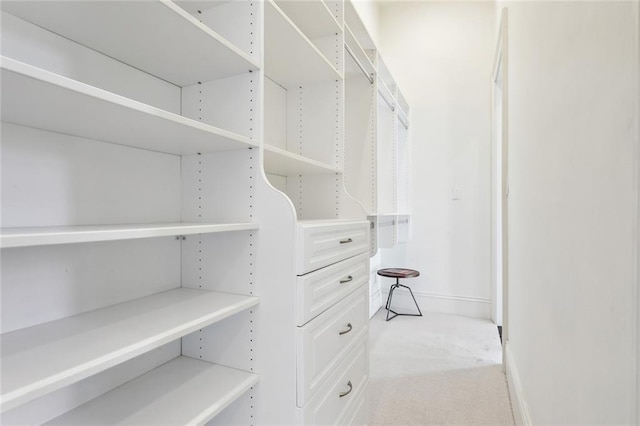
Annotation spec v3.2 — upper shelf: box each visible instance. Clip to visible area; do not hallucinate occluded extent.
[264,144,341,176]
[0,288,259,412]
[47,357,258,425]
[0,57,257,155]
[344,0,376,53]
[264,0,342,88]
[274,0,342,40]
[0,222,258,249]
[0,0,258,87]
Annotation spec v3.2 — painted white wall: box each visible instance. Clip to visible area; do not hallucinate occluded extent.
[500,2,639,424]
[377,1,496,319]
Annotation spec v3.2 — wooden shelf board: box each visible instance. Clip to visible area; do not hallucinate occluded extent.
[0,0,258,87]
[1,57,257,155]
[264,144,340,176]
[47,357,258,425]
[344,1,376,52]
[0,222,258,249]
[0,288,259,412]
[264,0,342,88]
[274,0,342,40]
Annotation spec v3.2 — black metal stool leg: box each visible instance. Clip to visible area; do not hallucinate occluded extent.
[385,281,422,321]
[385,281,399,321]
[399,284,423,317]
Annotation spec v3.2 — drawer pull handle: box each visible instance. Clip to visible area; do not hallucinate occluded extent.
[340,275,353,284]
[339,238,353,244]
[339,323,353,335]
[339,381,353,398]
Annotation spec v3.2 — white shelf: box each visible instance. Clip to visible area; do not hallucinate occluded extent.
[275,0,342,40]
[0,0,258,87]
[264,0,342,88]
[47,357,258,425]
[345,0,376,52]
[0,57,257,155]
[0,288,259,412]
[264,144,341,176]
[0,222,258,249]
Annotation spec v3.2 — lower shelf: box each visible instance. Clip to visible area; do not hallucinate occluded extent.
[47,356,258,425]
[1,288,259,412]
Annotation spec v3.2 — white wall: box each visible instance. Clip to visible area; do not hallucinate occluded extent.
[377,1,496,319]
[351,0,379,45]
[501,2,639,424]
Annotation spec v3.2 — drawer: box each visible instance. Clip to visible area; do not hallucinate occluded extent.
[299,334,368,425]
[341,381,368,426]
[296,252,369,326]
[297,286,368,406]
[297,220,369,275]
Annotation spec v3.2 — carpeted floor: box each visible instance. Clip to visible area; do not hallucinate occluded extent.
[368,309,515,425]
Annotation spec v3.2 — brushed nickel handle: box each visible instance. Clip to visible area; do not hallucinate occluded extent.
[339,381,353,398]
[339,323,353,335]
[339,275,353,284]
[339,238,353,244]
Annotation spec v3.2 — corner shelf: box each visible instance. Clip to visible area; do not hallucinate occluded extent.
[0,223,258,249]
[264,144,341,176]
[0,0,258,87]
[0,289,259,412]
[0,57,257,155]
[47,357,258,425]
[274,0,342,40]
[264,0,342,88]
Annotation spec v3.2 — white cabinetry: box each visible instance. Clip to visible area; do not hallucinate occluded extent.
[1,2,260,424]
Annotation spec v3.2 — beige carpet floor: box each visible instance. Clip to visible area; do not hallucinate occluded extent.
[368,309,514,425]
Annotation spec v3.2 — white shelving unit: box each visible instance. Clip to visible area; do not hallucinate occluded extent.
[1,0,409,423]
[1,1,262,424]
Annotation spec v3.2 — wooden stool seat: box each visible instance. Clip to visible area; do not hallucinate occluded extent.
[377,268,422,321]
[377,268,420,279]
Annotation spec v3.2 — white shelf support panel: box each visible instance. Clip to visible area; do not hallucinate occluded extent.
[0,223,258,249]
[47,357,259,426]
[0,0,258,87]
[264,0,342,88]
[0,57,257,155]
[264,144,341,176]
[0,289,259,412]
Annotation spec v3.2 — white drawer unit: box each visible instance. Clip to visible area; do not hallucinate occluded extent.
[296,252,369,326]
[298,334,369,425]
[296,286,368,406]
[297,220,370,275]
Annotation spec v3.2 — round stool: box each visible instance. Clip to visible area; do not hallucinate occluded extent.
[377,268,422,321]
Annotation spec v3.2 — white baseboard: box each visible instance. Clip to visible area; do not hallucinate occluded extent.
[505,342,533,426]
[381,288,491,319]
[369,288,382,318]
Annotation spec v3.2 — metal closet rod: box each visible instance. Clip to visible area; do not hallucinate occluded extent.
[377,81,396,112]
[345,44,374,85]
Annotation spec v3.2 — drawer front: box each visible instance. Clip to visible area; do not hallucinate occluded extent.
[297,286,368,406]
[340,382,368,426]
[300,335,368,425]
[297,221,369,275]
[296,252,369,326]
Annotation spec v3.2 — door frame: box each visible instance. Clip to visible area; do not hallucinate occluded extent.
[491,8,509,364]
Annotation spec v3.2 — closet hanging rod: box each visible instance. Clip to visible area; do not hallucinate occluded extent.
[378,87,395,112]
[345,44,374,85]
